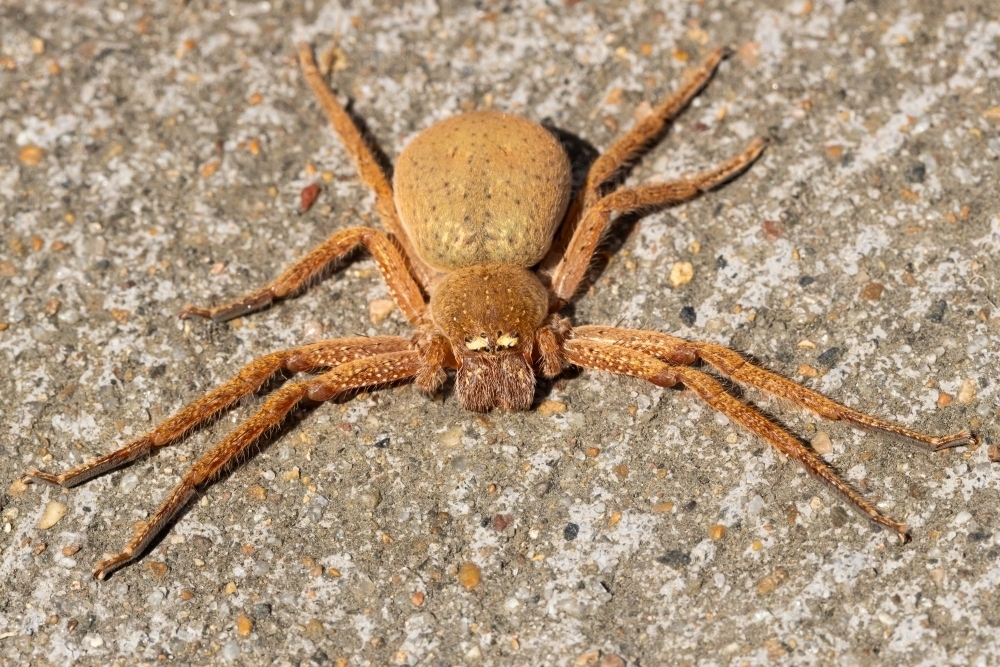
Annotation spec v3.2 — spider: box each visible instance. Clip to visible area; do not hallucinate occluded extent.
[28,43,973,580]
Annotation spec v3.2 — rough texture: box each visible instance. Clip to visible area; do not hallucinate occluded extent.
[2,1,999,666]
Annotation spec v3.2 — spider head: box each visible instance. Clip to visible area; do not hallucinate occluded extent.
[430,264,550,411]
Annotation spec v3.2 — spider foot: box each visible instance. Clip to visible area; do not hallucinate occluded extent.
[179,293,272,323]
[93,550,133,580]
[178,303,213,320]
[930,429,976,452]
[26,468,62,486]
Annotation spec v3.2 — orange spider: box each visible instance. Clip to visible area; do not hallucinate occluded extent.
[28,44,973,579]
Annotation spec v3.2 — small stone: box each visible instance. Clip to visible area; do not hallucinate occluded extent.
[247,485,267,501]
[439,426,463,448]
[200,160,221,178]
[655,550,691,568]
[678,305,696,326]
[797,364,819,378]
[236,614,253,637]
[537,400,566,416]
[757,567,788,595]
[903,161,926,183]
[860,282,884,301]
[458,561,481,590]
[563,523,580,541]
[225,581,238,595]
[937,392,953,408]
[147,561,168,578]
[19,145,44,166]
[809,496,824,511]
[38,500,67,529]
[957,378,976,404]
[926,300,946,323]
[303,619,325,639]
[608,511,622,527]
[300,183,321,212]
[751,539,763,551]
[669,261,694,287]
[62,545,81,556]
[709,524,726,540]
[612,464,629,480]
[765,638,787,660]
[8,478,29,496]
[811,431,833,455]
[761,220,783,240]
[600,654,627,667]
[930,568,945,585]
[584,447,600,457]
[653,501,674,513]
[574,650,600,667]
[368,298,395,324]
[30,38,45,54]
[988,445,1000,463]
[89,636,105,648]
[283,467,300,481]
[411,591,425,606]
[816,347,841,367]
[221,640,240,661]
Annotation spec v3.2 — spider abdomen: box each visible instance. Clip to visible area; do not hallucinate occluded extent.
[393,110,572,271]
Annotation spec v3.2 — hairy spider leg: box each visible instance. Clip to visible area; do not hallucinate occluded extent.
[297,42,437,289]
[573,326,974,450]
[180,227,426,324]
[543,46,734,276]
[89,349,422,580]
[549,137,766,302]
[28,336,412,488]
[564,336,924,541]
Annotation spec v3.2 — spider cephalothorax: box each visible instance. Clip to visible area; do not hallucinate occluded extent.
[430,264,550,411]
[27,43,974,580]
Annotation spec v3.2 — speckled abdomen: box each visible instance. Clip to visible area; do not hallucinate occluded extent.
[393,111,572,272]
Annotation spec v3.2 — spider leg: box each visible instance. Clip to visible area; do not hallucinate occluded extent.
[563,337,912,541]
[542,46,739,276]
[549,137,766,302]
[90,349,422,580]
[581,46,731,208]
[180,226,426,324]
[28,336,412,488]
[297,42,437,289]
[573,326,974,451]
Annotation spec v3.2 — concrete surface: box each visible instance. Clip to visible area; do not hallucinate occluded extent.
[3,1,1000,665]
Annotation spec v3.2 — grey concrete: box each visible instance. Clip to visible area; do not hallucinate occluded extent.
[2,1,1000,665]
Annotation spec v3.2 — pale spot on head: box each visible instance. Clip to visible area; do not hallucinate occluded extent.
[497,333,518,349]
[466,334,490,351]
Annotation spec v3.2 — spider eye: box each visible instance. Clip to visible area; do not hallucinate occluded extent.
[465,333,491,351]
